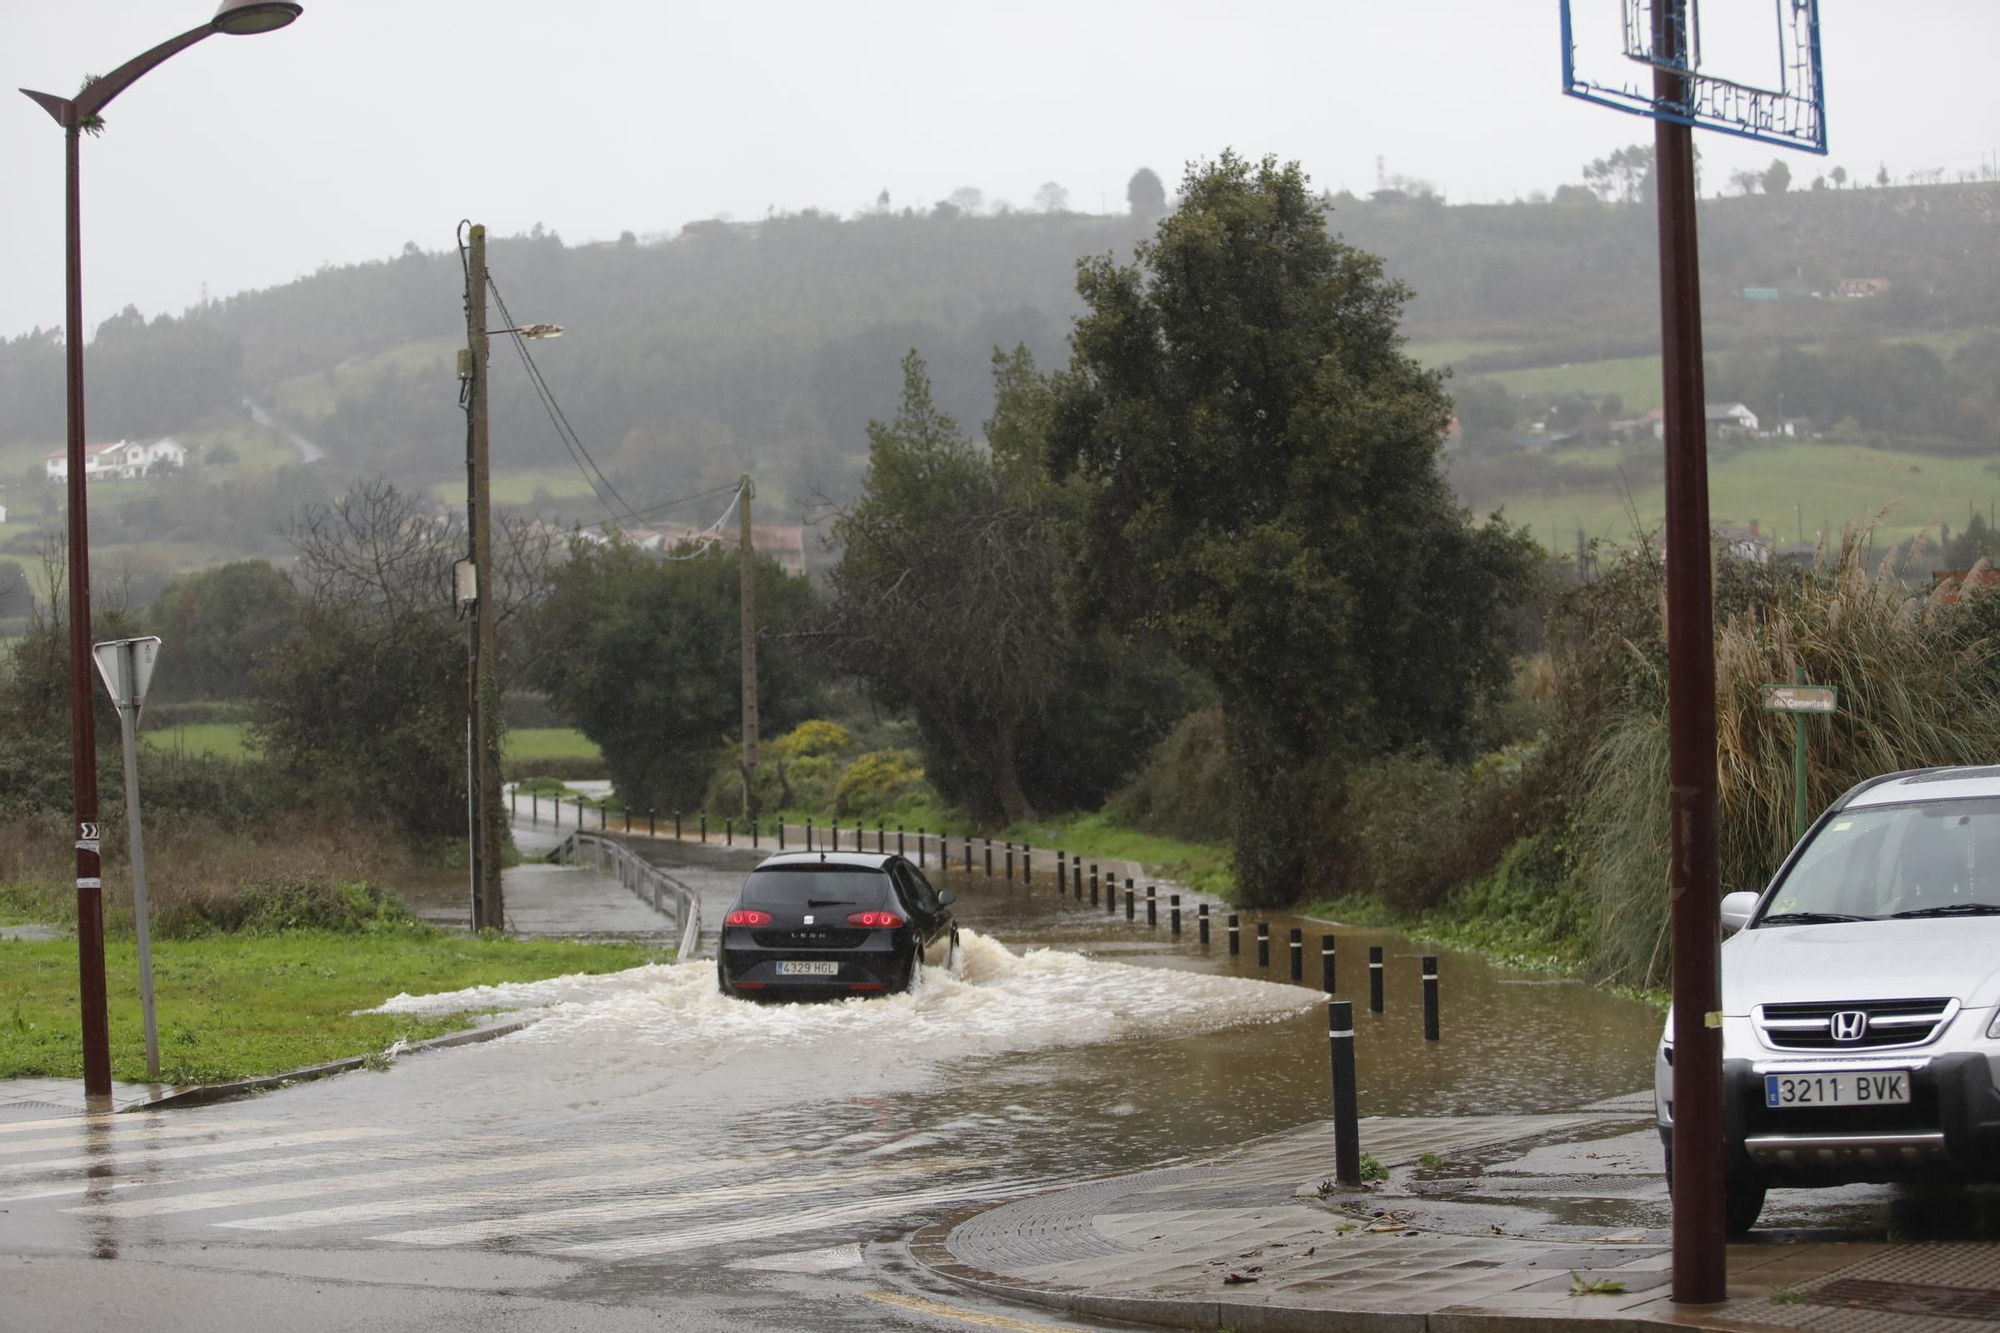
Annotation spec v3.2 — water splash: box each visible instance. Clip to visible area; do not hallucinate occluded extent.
[368,929,1317,1066]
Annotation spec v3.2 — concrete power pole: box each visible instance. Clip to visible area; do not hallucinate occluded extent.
[463,223,504,931]
[738,475,759,819]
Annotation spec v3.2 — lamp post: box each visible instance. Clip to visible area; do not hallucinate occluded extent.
[21,0,303,1100]
[457,221,559,933]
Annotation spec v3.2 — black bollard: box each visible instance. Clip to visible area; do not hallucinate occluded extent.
[1024,845,1032,885]
[878,824,885,854]
[1227,913,1240,955]
[1074,855,1083,900]
[1369,945,1385,1013]
[898,827,905,856]
[512,788,518,817]
[624,807,631,833]
[675,810,682,840]
[984,840,993,879]
[806,817,813,850]
[752,819,759,849]
[700,813,707,843]
[554,797,560,826]
[600,803,607,830]
[1146,885,1157,926]
[1170,894,1181,936]
[1257,922,1271,968]
[1057,853,1067,896]
[1290,927,1304,982]
[1090,865,1099,905]
[916,828,924,867]
[1422,956,1440,1041]
[532,792,539,823]
[1198,902,1210,944]
[1329,1000,1361,1185]
[1321,934,1336,994]
[779,819,787,850]
[964,837,973,875]
[832,818,839,851]
[648,807,655,837]
[725,818,733,847]
[1006,845,1014,883]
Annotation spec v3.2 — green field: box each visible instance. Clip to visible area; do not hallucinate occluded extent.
[1492,440,2000,553]
[0,931,659,1083]
[432,468,600,507]
[141,722,260,761]
[505,727,601,760]
[1483,354,1666,415]
[267,336,460,420]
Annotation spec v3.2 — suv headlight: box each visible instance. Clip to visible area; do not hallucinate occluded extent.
[1988,1010,2000,1041]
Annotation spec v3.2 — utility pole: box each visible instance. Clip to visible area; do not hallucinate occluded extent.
[462,223,503,931]
[738,475,760,819]
[1653,16,1726,1302]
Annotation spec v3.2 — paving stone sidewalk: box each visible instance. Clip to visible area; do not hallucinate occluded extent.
[911,1108,1994,1333]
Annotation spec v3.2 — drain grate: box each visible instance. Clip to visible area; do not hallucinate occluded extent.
[1811,1278,2000,1322]
[0,1100,81,1122]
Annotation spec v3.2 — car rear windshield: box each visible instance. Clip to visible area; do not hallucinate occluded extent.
[1767,797,2000,920]
[738,866,893,910]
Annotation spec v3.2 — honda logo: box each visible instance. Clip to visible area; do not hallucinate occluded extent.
[1830,1010,1869,1042]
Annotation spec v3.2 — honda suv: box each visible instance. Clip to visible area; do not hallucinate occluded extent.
[1656,766,2000,1233]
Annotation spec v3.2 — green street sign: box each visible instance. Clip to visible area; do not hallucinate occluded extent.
[1762,684,1837,714]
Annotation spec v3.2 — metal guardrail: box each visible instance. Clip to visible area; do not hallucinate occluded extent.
[550,831,703,960]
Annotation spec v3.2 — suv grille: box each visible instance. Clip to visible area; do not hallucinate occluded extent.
[1756,998,1957,1051]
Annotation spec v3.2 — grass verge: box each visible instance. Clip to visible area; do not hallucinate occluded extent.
[0,930,661,1084]
[997,812,1236,900]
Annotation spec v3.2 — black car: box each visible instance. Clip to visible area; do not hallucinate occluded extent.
[716,852,957,999]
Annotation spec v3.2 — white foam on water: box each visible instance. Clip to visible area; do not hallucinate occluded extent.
[366,929,1314,1066]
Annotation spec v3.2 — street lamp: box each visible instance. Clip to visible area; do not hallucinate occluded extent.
[21,0,303,1101]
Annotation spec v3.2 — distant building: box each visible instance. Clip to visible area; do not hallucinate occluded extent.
[1837,277,1892,298]
[43,437,186,482]
[1741,286,1782,301]
[1705,402,1760,434]
[637,522,809,577]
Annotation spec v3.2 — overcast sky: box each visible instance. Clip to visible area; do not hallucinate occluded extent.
[2,1,1994,340]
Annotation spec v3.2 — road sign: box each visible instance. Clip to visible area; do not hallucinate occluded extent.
[1762,684,1837,714]
[91,636,161,710]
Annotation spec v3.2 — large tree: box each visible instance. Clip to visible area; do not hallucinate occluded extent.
[532,540,821,814]
[1046,152,1540,905]
[149,560,300,701]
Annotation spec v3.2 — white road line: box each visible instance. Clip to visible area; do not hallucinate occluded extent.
[559,1178,1036,1259]
[0,1114,120,1136]
[374,1160,943,1247]
[213,1152,788,1232]
[0,1119,278,1158]
[0,1139,533,1203]
[71,1144,607,1220]
[864,1290,1088,1332]
[3,1127,407,1178]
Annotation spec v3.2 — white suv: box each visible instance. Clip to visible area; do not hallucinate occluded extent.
[1655,765,2000,1233]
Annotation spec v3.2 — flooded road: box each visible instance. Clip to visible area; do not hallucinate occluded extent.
[0,830,1668,1330]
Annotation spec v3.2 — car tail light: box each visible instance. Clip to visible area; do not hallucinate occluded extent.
[725,909,772,927]
[847,911,905,929]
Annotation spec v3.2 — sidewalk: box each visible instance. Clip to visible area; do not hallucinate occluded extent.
[910,1104,1985,1332]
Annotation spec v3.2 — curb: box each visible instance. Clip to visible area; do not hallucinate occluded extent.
[122,1015,537,1113]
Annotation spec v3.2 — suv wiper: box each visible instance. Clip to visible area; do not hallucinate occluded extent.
[1886,902,2000,919]
[1758,911,1871,926]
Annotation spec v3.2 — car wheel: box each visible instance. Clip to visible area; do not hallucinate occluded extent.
[1663,1139,1766,1235]
[901,947,922,994]
[945,927,962,975]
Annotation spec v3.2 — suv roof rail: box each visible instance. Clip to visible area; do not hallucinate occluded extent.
[1829,767,1948,812]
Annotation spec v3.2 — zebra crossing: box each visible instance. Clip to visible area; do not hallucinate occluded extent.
[0,1109,1042,1263]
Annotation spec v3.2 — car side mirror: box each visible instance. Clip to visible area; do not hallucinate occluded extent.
[1720,891,1759,933]
[937,889,957,908]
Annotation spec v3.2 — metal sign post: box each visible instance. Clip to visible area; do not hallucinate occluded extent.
[91,635,163,1081]
[1763,678,1837,842]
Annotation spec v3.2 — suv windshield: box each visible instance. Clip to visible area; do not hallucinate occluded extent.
[739,867,892,910]
[1763,797,2000,923]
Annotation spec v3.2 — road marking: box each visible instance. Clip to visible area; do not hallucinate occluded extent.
[559,1177,1036,1259]
[215,1152,787,1232]
[2,1127,408,1178]
[725,1242,864,1273]
[865,1290,1086,1331]
[0,1139,535,1203]
[0,1119,278,1159]
[70,1145,606,1219]
[374,1159,943,1247]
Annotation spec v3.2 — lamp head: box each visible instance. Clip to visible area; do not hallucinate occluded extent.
[211,0,303,35]
[516,324,564,340]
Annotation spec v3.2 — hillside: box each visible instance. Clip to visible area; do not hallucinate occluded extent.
[2,178,1996,594]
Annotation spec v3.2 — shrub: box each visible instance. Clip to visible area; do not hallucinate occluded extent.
[771,720,852,761]
[1105,707,1231,842]
[833,750,927,816]
[157,874,416,938]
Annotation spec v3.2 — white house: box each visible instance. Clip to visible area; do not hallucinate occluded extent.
[1705,402,1760,434]
[42,436,186,482]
